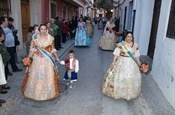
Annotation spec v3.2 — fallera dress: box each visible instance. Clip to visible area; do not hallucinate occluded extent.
[75,22,91,46]
[21,34,59,101]
[86,20,94,37]
[99,22,117,51]
[102,42,141,100]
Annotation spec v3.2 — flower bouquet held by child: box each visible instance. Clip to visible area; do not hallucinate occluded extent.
[60,50,79,88]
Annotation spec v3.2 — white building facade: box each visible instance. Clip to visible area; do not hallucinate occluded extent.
[114,0,175,109]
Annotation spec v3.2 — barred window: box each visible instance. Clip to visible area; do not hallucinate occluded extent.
[0,0,11,17]
[166,0,175,39]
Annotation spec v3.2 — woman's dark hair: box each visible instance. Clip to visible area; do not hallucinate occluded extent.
[33,24,39,29]
[38,24,47,31]
[124,31,134,41]
[45,21,50,25]
[8,17,14,22]
[28,26,34,32]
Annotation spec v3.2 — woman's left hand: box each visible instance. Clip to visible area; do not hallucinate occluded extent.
[56,58,60,63]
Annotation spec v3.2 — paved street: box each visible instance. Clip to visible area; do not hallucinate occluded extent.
[0,26,175,115]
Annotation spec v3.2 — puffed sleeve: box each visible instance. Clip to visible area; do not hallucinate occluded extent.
[113,47,120,56]
[134,43,140,57]
[113,43,121,56]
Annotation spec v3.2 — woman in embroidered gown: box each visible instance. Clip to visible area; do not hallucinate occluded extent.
[102,31,142,100]
[98,17,104,30]
[86,17,94,37]
[74,17,91,46]
[21,24,60,101]
[99,18,116,51]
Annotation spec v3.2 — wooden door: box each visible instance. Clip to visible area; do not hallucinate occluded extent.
[148,0,162,59]
[21,3,30,43]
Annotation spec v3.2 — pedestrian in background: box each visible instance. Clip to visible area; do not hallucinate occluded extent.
[0,28,11,95]
[8,17,20,64]
[25,26,34,55]
[74,17,91,46]
[50,18,59,50]
[86,17,94,38]
[0,16,22,76]
[46,21,54,37]
[99,17,116,51]
[55,16,63,49]
[62,19,69,43]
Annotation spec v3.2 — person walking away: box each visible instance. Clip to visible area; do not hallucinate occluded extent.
[86,17,94,38]
[99,17,116,51]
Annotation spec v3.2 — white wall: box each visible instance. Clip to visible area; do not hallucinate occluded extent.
[151,0,175,109]
[115,0,134,32]
[10,0,42,50]
[115,0,175,109]
[11,0,23,49]
[133,0,154,55]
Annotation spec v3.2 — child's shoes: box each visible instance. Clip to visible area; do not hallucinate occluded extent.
[69,83,73,88]
[66,82,69,85]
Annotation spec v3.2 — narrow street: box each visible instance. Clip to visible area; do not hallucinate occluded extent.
[0,26,175,115]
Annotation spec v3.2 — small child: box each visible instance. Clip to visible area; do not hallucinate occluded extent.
[60,50,79,88]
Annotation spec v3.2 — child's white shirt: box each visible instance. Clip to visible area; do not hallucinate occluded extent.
[60,58,79,73]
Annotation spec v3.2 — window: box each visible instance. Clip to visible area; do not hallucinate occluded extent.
[50,1,57,19]
[63,5,67,19]
[0,0,11,17]
[166,0,175,39]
